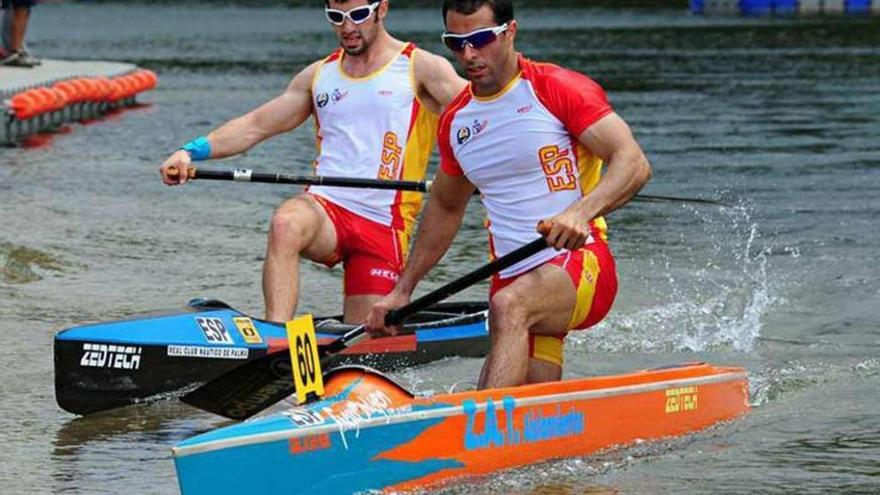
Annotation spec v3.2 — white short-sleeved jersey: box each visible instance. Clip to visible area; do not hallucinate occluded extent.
[309,43,438,238]
[439,55,612,278]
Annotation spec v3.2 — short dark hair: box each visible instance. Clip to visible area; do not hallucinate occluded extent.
[442,0,514,27]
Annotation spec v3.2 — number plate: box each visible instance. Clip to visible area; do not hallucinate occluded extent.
[233,316,263,344]
[286,314,325,404]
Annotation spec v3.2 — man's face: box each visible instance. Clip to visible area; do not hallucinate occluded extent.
[444,5,515,92]
[326,0,384,56]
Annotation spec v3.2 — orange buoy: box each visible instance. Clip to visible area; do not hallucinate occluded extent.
[53,81,80,104]
[139,69,158,90]
[9,91,39,120]
[30,88,55,115]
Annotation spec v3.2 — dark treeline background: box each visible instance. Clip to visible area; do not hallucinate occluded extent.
[76,0,682,8]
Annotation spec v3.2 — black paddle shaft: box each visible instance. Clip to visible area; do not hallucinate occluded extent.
[189,167,724,206]
[192,168,430,192]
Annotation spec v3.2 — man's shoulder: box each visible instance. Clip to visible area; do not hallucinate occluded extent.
[439,88,472,119]
[520,55,601,90]
[411,47,452,74]
[317,49,344,65]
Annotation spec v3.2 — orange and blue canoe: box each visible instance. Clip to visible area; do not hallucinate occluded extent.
[172,362,749,494]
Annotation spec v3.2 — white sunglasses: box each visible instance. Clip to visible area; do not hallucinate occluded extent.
[441,23,509,52]
[325,2,381,26]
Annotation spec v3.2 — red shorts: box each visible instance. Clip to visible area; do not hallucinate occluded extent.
[310,194,408,297]
[489,240,618,365]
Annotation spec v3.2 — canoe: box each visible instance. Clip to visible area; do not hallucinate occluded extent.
[172,362,749,494]
[54,298,489,415]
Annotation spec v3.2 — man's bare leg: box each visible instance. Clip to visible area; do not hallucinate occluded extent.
[525,356,563,384]
[478,264,576,389]
[263,195,337,323]
[342,295,384,325]
[10,7,28,52]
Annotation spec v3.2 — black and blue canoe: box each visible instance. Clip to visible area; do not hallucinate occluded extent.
[54,298,489,415]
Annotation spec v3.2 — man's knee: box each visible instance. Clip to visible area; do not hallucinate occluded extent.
[489,288,529,333]
[268,200,317,250]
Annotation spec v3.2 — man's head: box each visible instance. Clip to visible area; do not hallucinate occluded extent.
[325,0,387,56]
[442,0,517,94]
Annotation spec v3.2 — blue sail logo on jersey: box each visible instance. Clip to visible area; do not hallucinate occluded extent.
[456,119,488,145]
[331,88,349,104]
[472,119,488,135]
[316,93,330,108]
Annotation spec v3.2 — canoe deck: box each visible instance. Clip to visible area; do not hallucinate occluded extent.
[54,299,489,415]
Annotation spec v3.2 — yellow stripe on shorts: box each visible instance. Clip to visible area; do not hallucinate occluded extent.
[567,250,601,329]
[531,335,564,366]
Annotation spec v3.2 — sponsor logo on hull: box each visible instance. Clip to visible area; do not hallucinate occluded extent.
[665,386,698,413]
[463,397,585,451]
[80,343,142,370]
[166,345,249,360]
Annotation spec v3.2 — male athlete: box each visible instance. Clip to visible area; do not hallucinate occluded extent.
[367,0,652,388]
[159,0,466,323]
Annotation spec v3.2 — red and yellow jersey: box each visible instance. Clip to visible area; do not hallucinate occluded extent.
[439,55,612,278]
[309,43,438,238]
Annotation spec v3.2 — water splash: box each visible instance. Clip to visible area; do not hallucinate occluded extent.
[748,360,815,407]
[573,201,784,353]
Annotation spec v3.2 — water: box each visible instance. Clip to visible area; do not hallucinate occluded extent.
[2,3,879,494]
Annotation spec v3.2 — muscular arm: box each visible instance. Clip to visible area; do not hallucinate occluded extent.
[412,49,467,114]
[207,61,318,157]
[544,112,652,249]
[365,170,474,334]
[160,61,319,184]
[395,170,476,296]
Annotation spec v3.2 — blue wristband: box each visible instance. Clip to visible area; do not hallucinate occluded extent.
[180,136,212,161]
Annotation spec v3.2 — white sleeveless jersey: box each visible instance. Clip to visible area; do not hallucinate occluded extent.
[439,55,612,278]
[308,43,438,237]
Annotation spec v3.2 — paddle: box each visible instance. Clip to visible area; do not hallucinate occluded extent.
[170,165,431,192]
[180,227,553,420]
[172,166,724,206]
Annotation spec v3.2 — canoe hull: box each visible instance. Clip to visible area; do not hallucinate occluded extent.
[173,363,749,494]
[55,300,488,415]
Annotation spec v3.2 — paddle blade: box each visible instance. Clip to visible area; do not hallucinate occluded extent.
[180,350,295,420]
[287,315,324,404]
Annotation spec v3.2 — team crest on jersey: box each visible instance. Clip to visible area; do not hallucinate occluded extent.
[316,92,329,108]
[332,88,349,104]
[457,119,488,145]
[456,126,472,145]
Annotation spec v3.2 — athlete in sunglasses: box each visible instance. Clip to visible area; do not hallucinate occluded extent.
[369,0,652,390]
[160,0,467,325]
